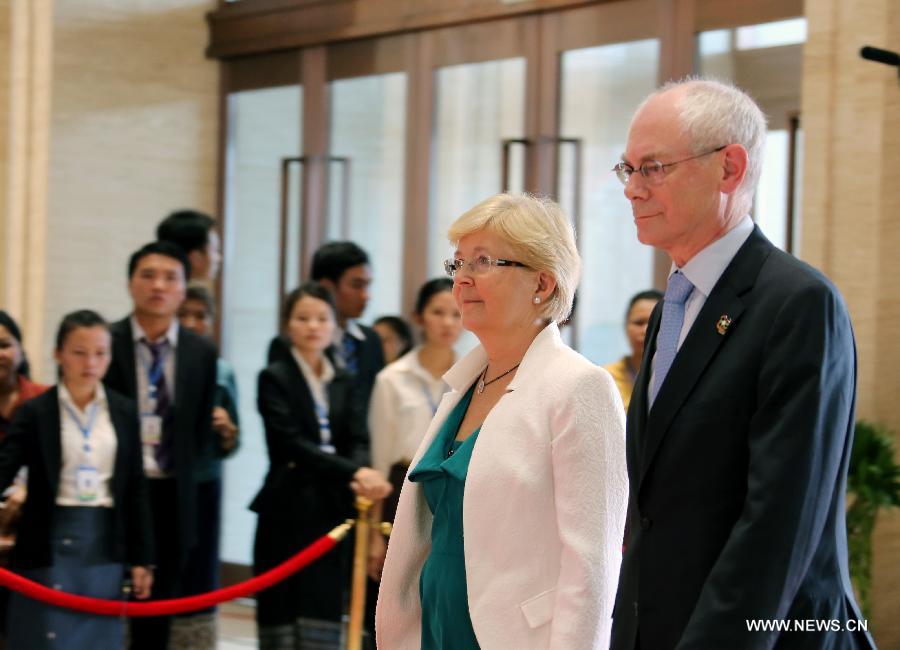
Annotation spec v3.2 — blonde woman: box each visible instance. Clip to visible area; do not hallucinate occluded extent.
[376,194,628,649]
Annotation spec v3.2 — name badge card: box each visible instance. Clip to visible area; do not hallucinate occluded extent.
[141,414,163,445]
[76,465,99,502]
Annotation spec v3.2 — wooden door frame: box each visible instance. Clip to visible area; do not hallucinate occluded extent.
[215,0,805,317]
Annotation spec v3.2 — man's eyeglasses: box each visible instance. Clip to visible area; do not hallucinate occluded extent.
[444,255,530,278]
[612,145,727,186]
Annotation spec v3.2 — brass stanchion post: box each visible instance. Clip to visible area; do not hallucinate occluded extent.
[347,497,372,650]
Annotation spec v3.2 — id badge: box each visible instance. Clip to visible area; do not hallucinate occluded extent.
[76,465,99,502]
[141,414,163,445]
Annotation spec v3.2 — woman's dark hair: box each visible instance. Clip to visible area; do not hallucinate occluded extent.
[414,278,453,315]
[626,289,663,320]
[0,310,29,378]
[185,285,216,321]
[281,282,337,328]
[56,310,109,350]
[373,316,414,357]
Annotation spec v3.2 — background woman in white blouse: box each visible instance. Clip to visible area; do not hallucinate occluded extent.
[376,193,628,649]
[0,310,153,649]
[367,278,463,582]
[369,278,463,520]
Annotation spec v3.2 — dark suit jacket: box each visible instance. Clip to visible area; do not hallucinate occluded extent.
[103,317,217,559]
[250,356,370,526]
[267,323,384,407]
[611,228,874,650]
[0,387,153,569]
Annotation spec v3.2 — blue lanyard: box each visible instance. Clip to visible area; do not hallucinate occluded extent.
[62,400,99,454]
[313,399,334,451]
[416,377,439,416]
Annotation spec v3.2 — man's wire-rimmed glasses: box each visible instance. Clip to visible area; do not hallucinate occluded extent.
[612,145,728,186]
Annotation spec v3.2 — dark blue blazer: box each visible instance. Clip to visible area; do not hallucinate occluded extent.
[611,228,875,650]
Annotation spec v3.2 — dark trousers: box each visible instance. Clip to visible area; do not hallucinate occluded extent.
[178,477,221,614]
[130,478,181,650]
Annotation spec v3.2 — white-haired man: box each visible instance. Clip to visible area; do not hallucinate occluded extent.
[610,79,874,650]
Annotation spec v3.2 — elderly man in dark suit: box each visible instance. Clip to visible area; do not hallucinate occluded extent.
[610,79,874,650]
[104,241,218,650]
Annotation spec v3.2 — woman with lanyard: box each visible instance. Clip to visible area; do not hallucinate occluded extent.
[368,279,462,532]
[251,282,391,649]
[0,310,153,648]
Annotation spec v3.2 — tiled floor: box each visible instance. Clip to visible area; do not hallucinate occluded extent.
[218,599,258,649]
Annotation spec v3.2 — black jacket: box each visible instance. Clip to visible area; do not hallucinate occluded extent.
[0,387,153,569]
[250,356,370,522]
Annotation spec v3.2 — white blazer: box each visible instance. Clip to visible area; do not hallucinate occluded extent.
[376,323,628,649]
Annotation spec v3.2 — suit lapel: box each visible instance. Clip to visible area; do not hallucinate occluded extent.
[37,388,62,497]
[638,227,773,488]
[628,302,661,481]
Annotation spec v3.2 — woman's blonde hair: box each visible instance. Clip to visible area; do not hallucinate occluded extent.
[447,193,580,324]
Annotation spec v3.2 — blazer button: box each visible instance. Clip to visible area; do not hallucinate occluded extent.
[640,517,652,530]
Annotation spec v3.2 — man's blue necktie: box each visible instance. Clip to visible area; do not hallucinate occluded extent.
[650,271,695,406]
[143,338,175,472]
[341,331,359,374]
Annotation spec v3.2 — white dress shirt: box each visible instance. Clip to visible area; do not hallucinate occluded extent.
[368,347,454,475]
[130,315,179,477]
[56,383,116,507]
[290,347,336,449]
[650,217,754,394]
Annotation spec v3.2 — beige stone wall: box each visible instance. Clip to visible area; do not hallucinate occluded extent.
[801,0,900,645]
[0,0,53,366]
[0,2,9,298]
[36,0,217,378]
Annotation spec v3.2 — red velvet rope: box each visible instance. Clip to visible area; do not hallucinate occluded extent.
[0,532,339,617]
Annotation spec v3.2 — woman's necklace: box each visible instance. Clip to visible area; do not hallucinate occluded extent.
[476,362,521,394]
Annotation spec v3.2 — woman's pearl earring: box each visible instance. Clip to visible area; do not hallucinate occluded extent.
[533,296,542,305]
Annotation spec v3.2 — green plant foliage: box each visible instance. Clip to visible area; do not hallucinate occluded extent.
[847,420,900,620]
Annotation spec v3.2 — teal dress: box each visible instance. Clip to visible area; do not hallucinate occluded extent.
[409,384,482,649]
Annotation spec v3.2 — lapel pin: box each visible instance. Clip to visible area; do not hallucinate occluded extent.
[716,315,732,336]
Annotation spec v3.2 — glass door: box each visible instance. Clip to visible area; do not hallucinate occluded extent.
[221,80,302,566]
[550,2,660,364]
[326,35,409,320]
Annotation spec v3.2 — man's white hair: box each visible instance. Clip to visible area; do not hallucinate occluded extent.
[637,77,768,214]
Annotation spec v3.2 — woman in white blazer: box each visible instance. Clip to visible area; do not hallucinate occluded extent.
[376,193,628,649]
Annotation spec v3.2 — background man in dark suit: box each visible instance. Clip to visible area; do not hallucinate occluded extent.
[610,79,874,649]
[103,241,218,649]
[269,241,385,404]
